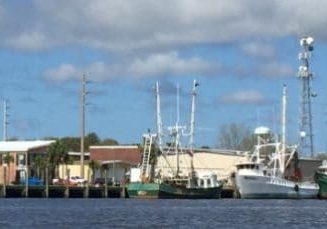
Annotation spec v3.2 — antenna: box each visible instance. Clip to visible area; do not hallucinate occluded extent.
[298,36,315,157]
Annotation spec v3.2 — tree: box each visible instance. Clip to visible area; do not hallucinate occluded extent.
[99,138,119,146]
[217,123,255,151]
[48,140,69,179]
[85,132,100,146]
[88,160,101,183]
[61,137,80,152]
[31,155,48,180]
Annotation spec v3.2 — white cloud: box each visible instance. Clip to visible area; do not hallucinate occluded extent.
[43,52,217,82]
[256,62,294,78]
[128,52,215,78]
[221,90,267,104]
[44,64,78,82]
[1,0,327,52]
[5,31,50,51]
[241,43,276,59]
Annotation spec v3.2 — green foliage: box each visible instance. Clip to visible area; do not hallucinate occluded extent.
[48,140,69,165]
[61,137,80,152]
[98,138,119,146]
[3,153,14,164]
[85,132,100,147]
[31,155,48,178]
[48,140,69,178]
[60,132,117,151]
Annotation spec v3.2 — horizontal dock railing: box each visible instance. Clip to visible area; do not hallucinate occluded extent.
[0,185,126,198]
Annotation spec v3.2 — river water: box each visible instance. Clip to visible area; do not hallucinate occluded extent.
[0,199,326,228]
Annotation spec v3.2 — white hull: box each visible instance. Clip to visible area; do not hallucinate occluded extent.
[236,174,318,199]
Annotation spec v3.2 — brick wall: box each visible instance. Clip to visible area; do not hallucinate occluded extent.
[90,146,141,165]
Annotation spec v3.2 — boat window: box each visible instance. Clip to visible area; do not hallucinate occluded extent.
[200,179,204,186]
[207,179,211,186]
[255,165,259,170]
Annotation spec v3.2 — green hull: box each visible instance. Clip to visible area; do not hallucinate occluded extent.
[127,182,222,199]
[315,172,327,198]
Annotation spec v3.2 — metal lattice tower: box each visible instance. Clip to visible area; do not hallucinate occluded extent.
[297,36,315,157]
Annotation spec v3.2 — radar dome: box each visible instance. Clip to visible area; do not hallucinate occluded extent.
[254,126,270,135]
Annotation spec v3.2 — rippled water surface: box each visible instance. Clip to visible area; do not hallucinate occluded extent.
[0,199,326,228]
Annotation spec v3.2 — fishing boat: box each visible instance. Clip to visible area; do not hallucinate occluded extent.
[127,81,223,199]
[235,85,318,199]
[314,161,327,198]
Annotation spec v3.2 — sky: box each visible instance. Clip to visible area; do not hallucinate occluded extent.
[1,0,327,153]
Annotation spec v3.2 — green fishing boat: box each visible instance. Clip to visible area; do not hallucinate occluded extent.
[314,161,327,198]
[127,180,222,199]
[127,80,223,199]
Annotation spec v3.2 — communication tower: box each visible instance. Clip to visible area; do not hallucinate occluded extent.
[298,36,316,157]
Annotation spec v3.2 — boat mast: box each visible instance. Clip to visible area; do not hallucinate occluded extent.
[280,84,287,173]
[156,82,164,152]
[175,84,180,176]
[189,80,198,152]
[189,80,198,182]
[155,82,174,175]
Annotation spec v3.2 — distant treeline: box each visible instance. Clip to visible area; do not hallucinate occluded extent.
[43,132,119,152]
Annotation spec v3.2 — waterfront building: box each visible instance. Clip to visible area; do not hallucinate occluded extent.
[0,140,55,184]
[89,145,141,184]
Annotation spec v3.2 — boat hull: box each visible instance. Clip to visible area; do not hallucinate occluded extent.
[314,172,327,198]
[236,174,318,199]
[127,182,222,199]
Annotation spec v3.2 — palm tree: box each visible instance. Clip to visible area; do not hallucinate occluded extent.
[88,160,101,184]
[32,155,48,180]
[47,140,68,179]
[3,153,14,184]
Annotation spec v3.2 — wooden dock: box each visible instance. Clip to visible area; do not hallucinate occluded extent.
[0,185,126,198]
[0,184,234,198]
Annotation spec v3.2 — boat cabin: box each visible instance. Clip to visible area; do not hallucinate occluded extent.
[317,165,327,175]
[196,174,220,188]
[236,163,259,170]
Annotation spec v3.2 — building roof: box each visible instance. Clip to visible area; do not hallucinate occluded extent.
[101,160,138,166]
[89,145,138,149]
[0,140,55,152]
[68,151,90,156]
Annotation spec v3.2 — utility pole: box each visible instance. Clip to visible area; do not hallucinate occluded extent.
[80,74,87,178]
[3,100,9,141]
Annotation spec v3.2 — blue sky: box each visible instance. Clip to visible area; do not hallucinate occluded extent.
[1,0,327,153]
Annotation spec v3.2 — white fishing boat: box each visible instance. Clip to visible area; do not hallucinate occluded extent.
[235,85,318,199]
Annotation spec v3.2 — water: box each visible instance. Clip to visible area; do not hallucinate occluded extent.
[0,199,326,228]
